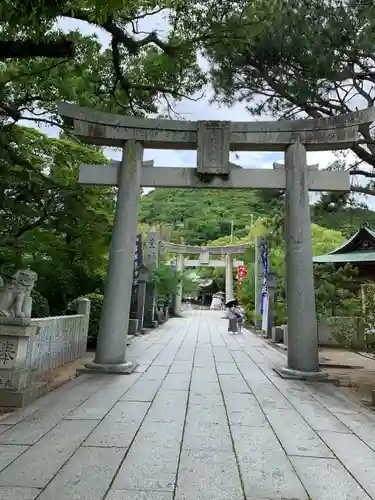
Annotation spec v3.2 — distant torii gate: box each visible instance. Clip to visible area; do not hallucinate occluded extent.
[160,241,250,315]
[58,101,374,379]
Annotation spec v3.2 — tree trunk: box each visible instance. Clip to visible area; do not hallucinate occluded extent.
[0,39,75,59]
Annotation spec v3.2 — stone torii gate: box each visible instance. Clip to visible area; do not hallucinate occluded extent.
[160,241,250,315]
[58,101,375,379]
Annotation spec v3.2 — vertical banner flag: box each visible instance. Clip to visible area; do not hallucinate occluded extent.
[130,234,142,314]
[260,238,268,315]
[237,264,247,288]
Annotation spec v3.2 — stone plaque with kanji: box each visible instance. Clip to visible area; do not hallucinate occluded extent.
[197,121,230,175]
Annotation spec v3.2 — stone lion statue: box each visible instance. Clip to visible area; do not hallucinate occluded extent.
[0,269,38,319]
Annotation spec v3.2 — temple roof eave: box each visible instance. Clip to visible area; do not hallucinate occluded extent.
[322,227,375,256]
[313,251,375,264]
[313,226,375,264]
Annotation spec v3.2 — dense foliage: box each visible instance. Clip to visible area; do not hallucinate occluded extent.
[2,0,375,354]
[197,223,350,325]
[151,263,198,310]
[201,0,375,196]
[0,127,114,313]
[140,187,375,245]
[0,0,212,314]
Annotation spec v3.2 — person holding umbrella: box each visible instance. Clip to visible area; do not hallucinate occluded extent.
[225,298,242,334]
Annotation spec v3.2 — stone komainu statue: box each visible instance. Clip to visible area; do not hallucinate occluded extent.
[0,269,37,319]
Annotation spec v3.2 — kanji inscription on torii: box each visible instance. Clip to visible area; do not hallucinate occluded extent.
[197,121,230,176]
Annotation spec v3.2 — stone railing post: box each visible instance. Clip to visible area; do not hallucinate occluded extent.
[77,298,90,357]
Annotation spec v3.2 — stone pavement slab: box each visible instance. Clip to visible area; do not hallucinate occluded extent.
[83,401,150,448]
[318,431,375,497]
[0,445,28,472]
[106,491,172,500]
[175,449,243,500]
[232,424,308,499]
[290,456,371,499]
[111,444,180,491]
[224,393,269,427]
[0,419,100,488]
[0,310,375,499]
[37,447,125,500]
[333,410,375,450]
[0,487,42,500]
[263,407,334,457]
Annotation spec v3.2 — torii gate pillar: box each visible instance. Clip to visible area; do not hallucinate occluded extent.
[277,142,320,378]
[83,140,142,374]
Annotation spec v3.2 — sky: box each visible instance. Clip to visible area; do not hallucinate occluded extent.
[24,12,369,205]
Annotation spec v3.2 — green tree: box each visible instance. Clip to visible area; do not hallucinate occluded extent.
[0,0,220,314]
[0,0,208,247]
[1,0,247,127]
[314,263,360,318]
[231,222,349,323]
[139,184,375,248]
[140,187,279,245]
[203,0,375,196]
[151,263,182,307]
[0,126,115,313]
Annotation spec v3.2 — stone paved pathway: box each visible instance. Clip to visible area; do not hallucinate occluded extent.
[1,310,375,499]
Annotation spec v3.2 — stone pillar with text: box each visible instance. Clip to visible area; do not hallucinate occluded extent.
[225,254,234,302]
[276,141,322,378]
[143,232,160,328]
[84,140,143,374]
[174,253,184,316]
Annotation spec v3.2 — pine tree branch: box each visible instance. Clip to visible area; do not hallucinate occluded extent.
[350,185,375,196]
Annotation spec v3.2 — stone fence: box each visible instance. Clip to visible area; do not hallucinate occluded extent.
[317,317,365,349]
[273,316,365,350]
[26,312,89,373]
[0,298,90,407]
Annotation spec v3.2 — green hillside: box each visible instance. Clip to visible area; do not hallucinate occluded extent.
[139,188,375,245]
